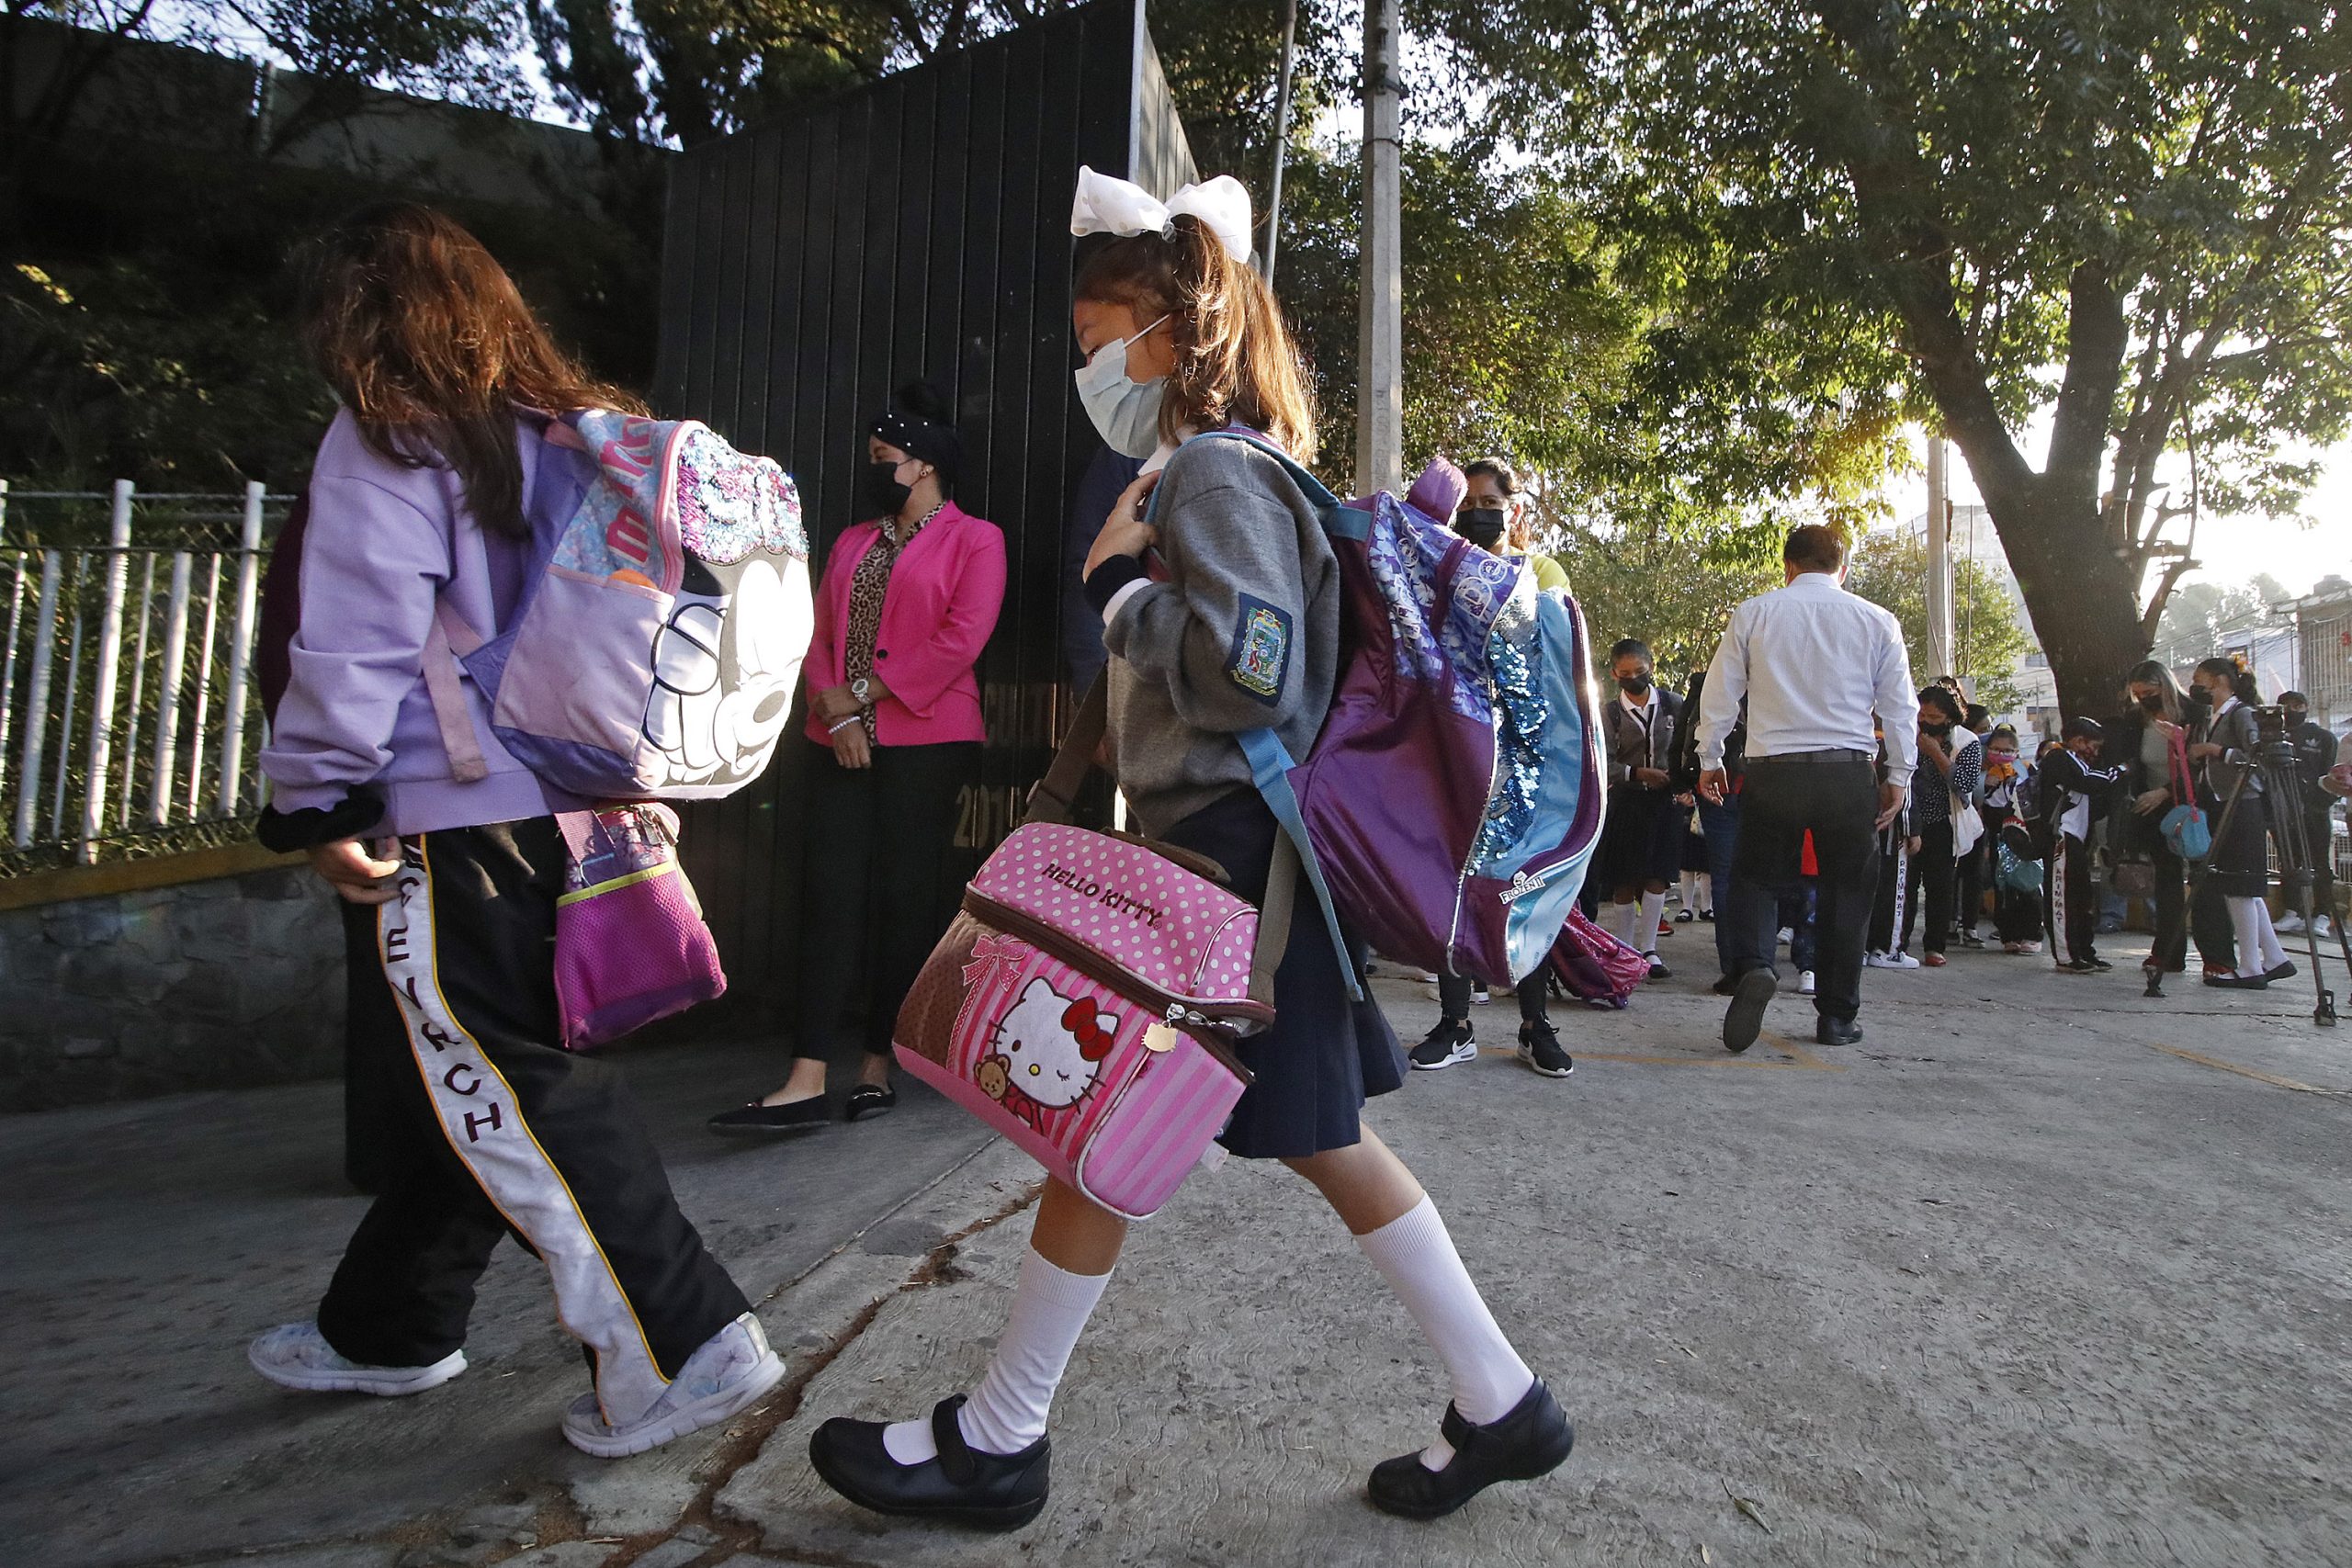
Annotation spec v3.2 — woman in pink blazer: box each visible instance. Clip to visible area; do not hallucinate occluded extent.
[711,382,1006,1135]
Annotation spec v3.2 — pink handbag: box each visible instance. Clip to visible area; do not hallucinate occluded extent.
[893,686,1292,1219]
[552,806,727,1050]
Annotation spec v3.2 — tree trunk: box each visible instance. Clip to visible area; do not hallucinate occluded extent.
[1976,479,2152,723]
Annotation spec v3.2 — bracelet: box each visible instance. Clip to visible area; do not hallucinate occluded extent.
[826,715,864,735]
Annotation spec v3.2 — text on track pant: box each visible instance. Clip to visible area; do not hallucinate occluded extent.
[315,819,749,1426]
[1726,750,1881,1024]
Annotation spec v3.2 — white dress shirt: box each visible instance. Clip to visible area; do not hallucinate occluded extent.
[1698,570,1921,788]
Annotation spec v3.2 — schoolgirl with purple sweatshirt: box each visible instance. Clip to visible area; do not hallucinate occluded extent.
[246,203,778,1457]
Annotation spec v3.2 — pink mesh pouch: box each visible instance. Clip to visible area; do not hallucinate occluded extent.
[553,806,726,1050]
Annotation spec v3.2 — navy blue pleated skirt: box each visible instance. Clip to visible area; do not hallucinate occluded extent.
[1157,788,1406,1160]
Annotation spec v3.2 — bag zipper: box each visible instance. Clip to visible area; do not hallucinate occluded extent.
[962,888,1267,1085]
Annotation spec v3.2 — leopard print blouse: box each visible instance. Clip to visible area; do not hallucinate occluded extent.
[843,505,944,739]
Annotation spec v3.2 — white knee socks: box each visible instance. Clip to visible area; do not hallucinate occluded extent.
[2254,901,2288,971]
[2226,896,2267,978]
[881,1247,1111,1464]
[1637,890,1668,951]
[1354,1196,1535,1470]
[1695,872,1713,916]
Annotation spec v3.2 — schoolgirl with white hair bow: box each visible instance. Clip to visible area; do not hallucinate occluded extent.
[806,167,1575,1530]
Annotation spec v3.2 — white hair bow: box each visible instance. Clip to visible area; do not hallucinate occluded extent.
[1071,165,1254,265]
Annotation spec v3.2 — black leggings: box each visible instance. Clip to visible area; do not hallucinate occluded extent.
[795,739,977,1059]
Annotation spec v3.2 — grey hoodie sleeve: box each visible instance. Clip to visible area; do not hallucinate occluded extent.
[1102,449,1314,735]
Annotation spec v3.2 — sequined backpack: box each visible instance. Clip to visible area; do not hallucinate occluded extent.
[1166,431,1609,991]
[423,411,814,802]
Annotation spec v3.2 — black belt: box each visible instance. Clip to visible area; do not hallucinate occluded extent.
[1747,748,1871,763]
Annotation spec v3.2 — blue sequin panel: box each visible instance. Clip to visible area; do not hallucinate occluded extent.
[1472,585,1551,875]
[1360,493,1521,728]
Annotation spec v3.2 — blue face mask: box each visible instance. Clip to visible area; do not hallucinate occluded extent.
[1075,314,1170,458]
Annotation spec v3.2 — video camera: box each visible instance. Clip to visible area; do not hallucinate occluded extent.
[2252,703,2298,761]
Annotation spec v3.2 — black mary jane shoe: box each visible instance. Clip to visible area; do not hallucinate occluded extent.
[2265,960,2299,983]
[707,1096,830,1137]
[844,1083,899,1122]
[809,1394,1049,1531]
[1367,1378,1575,1520]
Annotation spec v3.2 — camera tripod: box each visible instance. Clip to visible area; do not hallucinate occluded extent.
[2196,739,2351,1026]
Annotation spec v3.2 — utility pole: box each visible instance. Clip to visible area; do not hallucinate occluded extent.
[1262,0,1299,288]
[1925,434,1954,682]
[1355,0,1404,496]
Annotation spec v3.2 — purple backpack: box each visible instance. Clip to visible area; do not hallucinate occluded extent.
[1170,431,1608,989]
[426,411,813,802]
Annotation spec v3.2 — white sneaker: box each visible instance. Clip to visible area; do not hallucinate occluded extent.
[561,1312,785,1459]
[1798,970,1816,996]
[2316,916,2335,939]
[1866,951,1921,970]
[1776,927,1794,945]
[248,1322,467,1397]
[1471,987,1491,1005]
[2277,911,2306,934]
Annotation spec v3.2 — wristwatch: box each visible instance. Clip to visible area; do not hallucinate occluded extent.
[850,675,873,705]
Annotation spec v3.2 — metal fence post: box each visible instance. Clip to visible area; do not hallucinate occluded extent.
[118,551,156,827]
[182,553,221,818]
[152,552,193,825]
[78,481,135,863]
[0,554,25,805]
[217,481,265,814]
[8,552,58,847]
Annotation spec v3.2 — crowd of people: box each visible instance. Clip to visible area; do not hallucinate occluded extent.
[233,165,2348,1539]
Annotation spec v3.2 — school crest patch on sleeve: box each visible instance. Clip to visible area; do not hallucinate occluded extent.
[1228,595,1292,705]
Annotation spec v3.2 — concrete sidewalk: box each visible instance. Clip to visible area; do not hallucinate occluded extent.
[7,933,2352,1566]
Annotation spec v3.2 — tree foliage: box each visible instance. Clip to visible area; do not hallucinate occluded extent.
[1416,0,2352,717]
[1843,529,2030,713]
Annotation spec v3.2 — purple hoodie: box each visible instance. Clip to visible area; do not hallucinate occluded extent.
[263,410,581,837]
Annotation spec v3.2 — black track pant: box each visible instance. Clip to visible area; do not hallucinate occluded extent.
[316,820,748,1424]
[796,739,978,1059]
[2051,830,2098,964]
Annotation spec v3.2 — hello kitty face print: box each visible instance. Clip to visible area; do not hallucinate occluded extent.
[980,976,1118,1113]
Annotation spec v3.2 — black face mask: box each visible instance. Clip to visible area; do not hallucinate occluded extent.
[1455,507,1508,550]
[2187,686,2213,709]
[1925,721,1952,736]
[2138,693,2167,715]
[864,459,913,518]
[1617,674,1652,695]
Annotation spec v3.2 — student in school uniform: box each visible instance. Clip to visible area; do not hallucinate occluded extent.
[249,203,780,1457]
[1598,638,1687,979]
[803,169,1574,1530]
[2038,716,2126,973]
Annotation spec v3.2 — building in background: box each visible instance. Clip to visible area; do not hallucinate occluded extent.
[2277,577,2352,736]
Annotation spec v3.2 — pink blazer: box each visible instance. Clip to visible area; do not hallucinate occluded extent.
[803,502,1006,748]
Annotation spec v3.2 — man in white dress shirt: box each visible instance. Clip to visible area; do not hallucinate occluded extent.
[1698,525,1919,1051]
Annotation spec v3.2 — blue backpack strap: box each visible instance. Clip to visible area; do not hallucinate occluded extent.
[1237,727,1363,1002]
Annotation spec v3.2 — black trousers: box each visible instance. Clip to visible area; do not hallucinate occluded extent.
[1437,971,1549,1026]
[2051,831,2098,963]
[1869,829,1909,953]
[1899,819,1956,954]
[1727,752,1880,1023]
[796,739,977,1059]
[1955,827,1985,937]
[318,821,748,1421]
[2147,838,2188,971]
[2300,806,2337,916]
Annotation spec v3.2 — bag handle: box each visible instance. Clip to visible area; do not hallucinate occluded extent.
[1024,676,1301,1014]
[421,601,491,784]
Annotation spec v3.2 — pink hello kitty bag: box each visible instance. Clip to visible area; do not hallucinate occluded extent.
[893,685,1294,1219]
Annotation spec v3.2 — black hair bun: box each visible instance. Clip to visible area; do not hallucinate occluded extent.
[895,378,955,426]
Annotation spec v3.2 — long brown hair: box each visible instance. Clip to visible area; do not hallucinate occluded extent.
[297,202,644,536]
[1075,216,1318,462]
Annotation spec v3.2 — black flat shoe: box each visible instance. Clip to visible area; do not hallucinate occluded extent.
[2265,960,2298,982]
[809,1394,1049,1531]
[1366,1378,1575,1520]
[2203,972,2269,989]
[707,1096,830,1136]
[843,1084,899,1122]
[1722,969,1776,1054]
[1816,1016,1863,1046]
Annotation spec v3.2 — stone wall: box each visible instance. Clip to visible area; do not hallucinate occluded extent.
[0,863,345,1111]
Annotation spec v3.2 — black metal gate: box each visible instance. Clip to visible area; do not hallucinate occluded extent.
[653,0,1195,1025]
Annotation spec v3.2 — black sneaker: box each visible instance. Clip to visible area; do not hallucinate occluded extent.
[1517,1020,1573,1077]
[1722,968,1776,1054]
[1410,1019,1477,1071]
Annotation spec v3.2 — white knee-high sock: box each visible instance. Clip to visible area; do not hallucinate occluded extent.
[1696,872,1713,916]
[2226,897,2266,977]
[1680,870,1699,908]
[880,1248,1110,1464]
[2255,902,2289,970]
[1637,890,1668,950]
[1355,1196,1535,1470]
[1608,900,1642,948]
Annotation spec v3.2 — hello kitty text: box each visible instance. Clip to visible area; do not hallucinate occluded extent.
[1038,862,1165,929]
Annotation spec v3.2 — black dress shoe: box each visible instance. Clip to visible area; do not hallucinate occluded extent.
[844,1084,899,1122]
[707,1096,830,1136]
[1722,969,1775,1054]
[1816,1016,1863,1046]
[2266,960,2298,982]
[2203,972,2269,989]
[1366,1378,1575,1520]
[808,1394,1049,1531]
